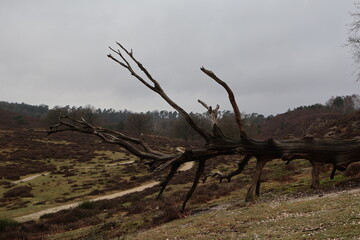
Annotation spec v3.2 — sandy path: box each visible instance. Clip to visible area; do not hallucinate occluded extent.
[80,161,136,169]
[13,172,50,184]
[92,181,159,201]
[14,160,194,222]
[179,161,194,172]
[175,147,194,172]
[15,181,159,222]
[105,161,193,170]
[105,160,135,167]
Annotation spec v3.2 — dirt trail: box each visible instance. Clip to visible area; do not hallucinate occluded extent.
[13,172,50,184]
[179,161,194,172]
[175,147,194,172]
[105,160,135,167]
[104,160,193,170]
[14,160,195,222]
[15,181,159,222]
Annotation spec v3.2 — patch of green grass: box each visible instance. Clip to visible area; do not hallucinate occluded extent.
[320,174,347,185]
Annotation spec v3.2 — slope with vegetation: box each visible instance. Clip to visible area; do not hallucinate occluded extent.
[0,95,359,239]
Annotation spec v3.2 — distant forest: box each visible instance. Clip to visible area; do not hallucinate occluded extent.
[0,94,359,140]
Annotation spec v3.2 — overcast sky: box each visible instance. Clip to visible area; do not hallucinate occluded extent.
[1,1,359,116]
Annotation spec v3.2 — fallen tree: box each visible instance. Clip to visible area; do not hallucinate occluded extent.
[48,43,360,210]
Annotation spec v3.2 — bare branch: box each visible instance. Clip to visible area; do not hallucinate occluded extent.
[48,116,174,162]
[330,165,337,180]
[202,171,223,183]
[108,43,211,141]
[219,154,251,182]
[108,47,155,90]
[198,99,220,125]
[200,67,247,138]
[116,42,159,88]
[182,159,206,211]
[157,163,181,199]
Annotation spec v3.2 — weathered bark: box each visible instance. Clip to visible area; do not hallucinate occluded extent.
[47,43,360,210]
[220,154,252,183]
[245,157,271,201]
[157,162,181,199]
[310,163,322,189]
[182,160,206,211]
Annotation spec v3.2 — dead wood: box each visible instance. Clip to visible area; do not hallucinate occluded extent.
[48,43,360,210]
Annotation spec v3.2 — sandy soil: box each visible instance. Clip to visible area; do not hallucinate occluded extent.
[13,172,50,184]
[179,161,194,172]
[105,160,135,166]
[15,181,159,222]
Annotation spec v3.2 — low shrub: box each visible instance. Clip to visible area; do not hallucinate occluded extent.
[0,218,20,231]
[78,201,96,209]
[126,201,146,215]
[345,162,360,177]
[0,219,27,240]
[44,208,99,225]
[22,221,49,233]
[3,186,34,198]
[263,165,296,183]
[0,231,27,240]
[88,189,105,196]
[151,205,182,226]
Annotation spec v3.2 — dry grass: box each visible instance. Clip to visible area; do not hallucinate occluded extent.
[126,188,360,240]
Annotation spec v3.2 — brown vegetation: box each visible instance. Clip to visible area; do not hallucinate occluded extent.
[3,186,34,198]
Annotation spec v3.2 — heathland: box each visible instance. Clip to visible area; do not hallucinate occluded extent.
[0,99,359,240]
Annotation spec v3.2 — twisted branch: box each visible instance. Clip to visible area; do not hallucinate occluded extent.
[108,43,211,142]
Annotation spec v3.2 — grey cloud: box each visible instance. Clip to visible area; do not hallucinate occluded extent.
[0,0,359,116]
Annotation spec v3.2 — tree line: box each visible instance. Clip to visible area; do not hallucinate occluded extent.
[1,94,359,139]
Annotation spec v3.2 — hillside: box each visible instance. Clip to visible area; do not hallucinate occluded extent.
[125,188,360,240]
[253,108,344,140]
[0,104,359,239]
[312,110,360,139]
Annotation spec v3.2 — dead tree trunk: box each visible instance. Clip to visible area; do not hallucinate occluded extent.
[47,43,360,210]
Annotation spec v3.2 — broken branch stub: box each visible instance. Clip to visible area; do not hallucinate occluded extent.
[200,67,247,139]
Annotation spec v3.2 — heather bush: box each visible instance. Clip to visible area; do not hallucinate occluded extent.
[0,218,20,231]
[3,186,34,198]
[345,162,360,177]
